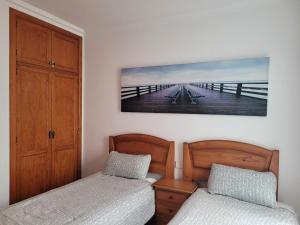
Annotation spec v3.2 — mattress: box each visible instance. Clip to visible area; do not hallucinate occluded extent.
[168,189,299,225]
[0,172,155,225]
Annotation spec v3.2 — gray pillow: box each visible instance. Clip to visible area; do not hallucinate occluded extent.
[103,151,151,179]
[146,172,162,181]
[208,164,277,208]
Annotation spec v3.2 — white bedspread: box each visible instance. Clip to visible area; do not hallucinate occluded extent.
[0,172,155,225]
[168,189,299,225]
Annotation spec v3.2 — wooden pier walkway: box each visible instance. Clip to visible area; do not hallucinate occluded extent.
[121,84,267,116]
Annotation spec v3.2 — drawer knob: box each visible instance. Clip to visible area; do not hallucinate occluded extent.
[168,209,173,213]
[168,195,173,200]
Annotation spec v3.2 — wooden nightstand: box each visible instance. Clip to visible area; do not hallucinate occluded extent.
[152,179,197,225]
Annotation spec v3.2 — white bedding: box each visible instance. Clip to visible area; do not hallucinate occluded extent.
[168,189,299,225]
[0,172,155,225]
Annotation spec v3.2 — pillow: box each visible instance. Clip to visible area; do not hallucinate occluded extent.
[208,164,277,208]
[103,151,151,179]
[144,172,162,184]
[146,172,162,181]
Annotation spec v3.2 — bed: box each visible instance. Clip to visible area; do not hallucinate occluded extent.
[0,133,174,225]
[168,140,299,225]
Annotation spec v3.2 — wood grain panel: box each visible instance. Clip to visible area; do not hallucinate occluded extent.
[109,134,175,178]
[18,153,50,201]
[156,202,180,217]
[156,190,187,204]
[52,32,79,73]
[191,148,271,171]
[53,149,76,188]
[149,163,167,176]
[10,9,82,204]
[52,72,78,187]
[52,73,78,147]
[17,66,51,156]
[152,179,197,225]
[16,66,52,201]
[16,18,51,67]
[153,179,198,194]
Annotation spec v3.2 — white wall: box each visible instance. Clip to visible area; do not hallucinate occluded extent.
[83,0,300,214]
[0,0,84,208]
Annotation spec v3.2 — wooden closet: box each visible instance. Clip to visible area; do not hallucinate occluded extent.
[10,9,82,204]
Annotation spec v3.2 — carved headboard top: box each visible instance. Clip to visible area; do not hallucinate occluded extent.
[109,133,175,178]
[183,140,279,189]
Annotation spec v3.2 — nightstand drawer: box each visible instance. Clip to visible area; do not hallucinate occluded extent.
[156,202,180,217]
[153,179,197,225]
[156,190,187,204]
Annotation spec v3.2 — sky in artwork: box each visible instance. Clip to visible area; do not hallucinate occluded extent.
[121,57,269,87]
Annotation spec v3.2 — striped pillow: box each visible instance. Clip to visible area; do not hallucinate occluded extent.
[208,164,277,208]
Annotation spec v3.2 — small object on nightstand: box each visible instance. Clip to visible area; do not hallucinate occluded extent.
[152,179,197,225]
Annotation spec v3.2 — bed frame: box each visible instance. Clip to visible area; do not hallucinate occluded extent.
[109,134,175,178]
[183,140,279,196]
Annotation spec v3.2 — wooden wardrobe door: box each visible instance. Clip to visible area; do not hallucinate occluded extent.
[16,66,52,201]
[52,72,79,188]
[16,18,52,67]
[52,32,79,73]
[11,9,82,204]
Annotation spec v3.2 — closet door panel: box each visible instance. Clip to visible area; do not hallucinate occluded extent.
[53,149,76,188]
[52,32,79,73]
[52,72,78,188]
[18,153,49,200]
[17,66,51,155]
[16,66,52,201]
[16,18,52,67]
[11,9,82,204]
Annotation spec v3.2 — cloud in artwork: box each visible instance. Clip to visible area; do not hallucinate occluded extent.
[121,57,269,87]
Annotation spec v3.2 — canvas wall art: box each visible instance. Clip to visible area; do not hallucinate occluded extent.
[121,57,269,116]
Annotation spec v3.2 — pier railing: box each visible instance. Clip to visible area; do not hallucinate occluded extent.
[121,84,174,100]
[122,82,268,100]
[191,82,268,100]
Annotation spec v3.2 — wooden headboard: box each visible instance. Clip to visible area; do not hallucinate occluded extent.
[109,134,175,178]
[183,140,279,185]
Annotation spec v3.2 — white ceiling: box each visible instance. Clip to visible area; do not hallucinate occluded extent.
[22,0,264,31]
